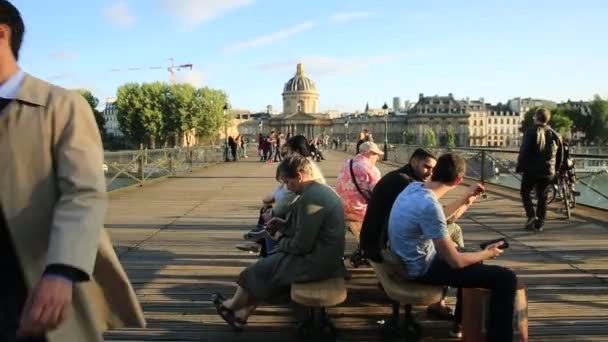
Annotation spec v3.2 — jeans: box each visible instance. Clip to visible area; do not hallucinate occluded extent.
[418,257,517,342]
[520,174,553,221]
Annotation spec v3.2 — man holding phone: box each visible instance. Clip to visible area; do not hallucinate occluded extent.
[388,153,517,341]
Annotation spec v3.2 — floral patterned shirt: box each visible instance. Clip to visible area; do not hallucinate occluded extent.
[335,154,381,222]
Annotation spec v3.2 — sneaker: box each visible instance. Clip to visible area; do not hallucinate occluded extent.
[449,323,462,338]
[243,228,270,241]
[524,217,536,230]
[534,220,544,232]
[235,241,260,253]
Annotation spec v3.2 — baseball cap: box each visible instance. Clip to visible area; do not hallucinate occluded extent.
[359,141,384,156]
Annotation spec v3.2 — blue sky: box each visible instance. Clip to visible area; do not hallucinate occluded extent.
[13,0,608,112]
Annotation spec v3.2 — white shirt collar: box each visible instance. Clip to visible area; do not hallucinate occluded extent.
[0,69,26,99]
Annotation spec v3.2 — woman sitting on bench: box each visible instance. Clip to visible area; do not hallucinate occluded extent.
[212,155,347,331]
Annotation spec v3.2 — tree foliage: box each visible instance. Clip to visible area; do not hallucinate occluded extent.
[78,89,106,139]
[446,127,456,148]
[589,95,608,144]
[114,82,228,148]
[424,128,437,147]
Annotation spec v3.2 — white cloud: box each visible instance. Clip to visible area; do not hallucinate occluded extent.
[103,2,136,28]
[48,52,79,60]
[223,21,317,54]
[330,11,370,24]
[176,70,207,87]
[159,0,255,30]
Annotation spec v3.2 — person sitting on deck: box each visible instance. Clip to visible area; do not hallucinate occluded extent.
[387,153,517,340]
[212,155,347,331]
[360,148,468,319]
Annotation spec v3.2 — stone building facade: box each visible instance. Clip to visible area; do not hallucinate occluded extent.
[405,93,470,147]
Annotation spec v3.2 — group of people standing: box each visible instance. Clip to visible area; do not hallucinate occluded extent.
[256,131,286,163]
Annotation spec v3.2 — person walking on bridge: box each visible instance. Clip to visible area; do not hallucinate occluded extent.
[516,108,564,232]
[0,2,145,341]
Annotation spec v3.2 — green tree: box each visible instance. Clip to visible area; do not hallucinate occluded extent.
[161,83,198,146]
[197,87,228,144]
[78,89,106,139]
[115,82,229,148]
[446,127,456,148]
[138,82,165,148]
[424,128,437,147]
[116,83,147,147]
[589,95,608,144]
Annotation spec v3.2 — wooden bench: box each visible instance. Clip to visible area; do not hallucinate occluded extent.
[371,257,444,341]
[291,277,348,338]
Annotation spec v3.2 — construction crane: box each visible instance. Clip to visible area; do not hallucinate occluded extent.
[110,58,193,85]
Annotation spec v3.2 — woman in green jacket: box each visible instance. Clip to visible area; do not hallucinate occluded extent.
[212,155,346,331]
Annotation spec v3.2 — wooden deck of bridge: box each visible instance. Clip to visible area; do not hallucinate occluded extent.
[104,151,608,342]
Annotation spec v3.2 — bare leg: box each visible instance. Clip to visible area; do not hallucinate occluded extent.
[235,304,258,322]
[223,285,254,312]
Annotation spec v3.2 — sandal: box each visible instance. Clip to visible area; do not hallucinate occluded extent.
[426,303,454,320]
[211,293,246,332]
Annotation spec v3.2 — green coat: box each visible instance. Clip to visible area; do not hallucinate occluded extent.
[238,182,346,301]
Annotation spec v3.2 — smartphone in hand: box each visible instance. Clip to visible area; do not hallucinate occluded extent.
[479,238,509,250]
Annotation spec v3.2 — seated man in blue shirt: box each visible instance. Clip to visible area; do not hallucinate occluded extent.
[388,153,517,341]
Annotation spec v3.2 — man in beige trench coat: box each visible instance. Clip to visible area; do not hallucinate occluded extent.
[0,1,145,341]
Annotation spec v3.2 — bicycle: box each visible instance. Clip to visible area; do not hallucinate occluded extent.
[554,171,577,219]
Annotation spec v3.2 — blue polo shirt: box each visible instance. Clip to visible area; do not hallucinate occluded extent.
[387,182,448,278]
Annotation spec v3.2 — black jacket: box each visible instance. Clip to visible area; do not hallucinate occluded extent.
[360,165,418,262]
[516,124,564,178]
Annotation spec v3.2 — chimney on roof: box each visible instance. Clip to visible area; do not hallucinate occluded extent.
[449,93,453,98]
[419,93,424,100]
[479,97,485,103]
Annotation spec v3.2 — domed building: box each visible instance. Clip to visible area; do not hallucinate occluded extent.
[282,63,319,114]
[270,63,331,138]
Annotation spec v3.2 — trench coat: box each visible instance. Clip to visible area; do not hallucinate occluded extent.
[0,74,146,341]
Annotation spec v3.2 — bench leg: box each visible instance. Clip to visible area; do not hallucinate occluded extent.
[403,304,422,342]
[297,307,336,340]
[381,300,401,338]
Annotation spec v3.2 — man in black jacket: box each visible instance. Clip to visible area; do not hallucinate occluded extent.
[516,108,564,231]
[360,148,469,319]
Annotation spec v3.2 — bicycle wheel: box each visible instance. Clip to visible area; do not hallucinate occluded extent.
[546,185,557,205]
[568,185,576,209]
[561,181,571,219]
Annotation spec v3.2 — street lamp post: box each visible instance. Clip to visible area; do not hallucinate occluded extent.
[223,103,230,162]
[344,121,349,152]
[382,102,389,161]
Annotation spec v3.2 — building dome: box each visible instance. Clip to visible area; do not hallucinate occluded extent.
[283,63,318,93]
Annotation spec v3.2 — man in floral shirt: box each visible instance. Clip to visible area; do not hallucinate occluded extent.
[336,141,383,240]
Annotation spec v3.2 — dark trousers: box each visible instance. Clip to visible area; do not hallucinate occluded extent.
[520,174,552,221]
[418,257,517,342]
[1,218,47,342]
[273,146,282,162]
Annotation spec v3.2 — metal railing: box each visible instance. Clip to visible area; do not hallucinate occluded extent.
[103,145,225,191]
[346,143,608,210]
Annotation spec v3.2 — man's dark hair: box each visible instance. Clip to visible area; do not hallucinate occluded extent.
[0,1,24,60]
[431,153,466,184]
[277,155,312,180]
[409,148,437,163]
